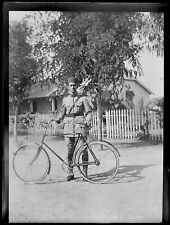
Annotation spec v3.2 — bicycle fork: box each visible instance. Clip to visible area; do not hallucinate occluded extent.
[29,144,42,166]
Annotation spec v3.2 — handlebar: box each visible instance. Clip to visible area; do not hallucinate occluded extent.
[40,119,56,129]
[40,119,91,129]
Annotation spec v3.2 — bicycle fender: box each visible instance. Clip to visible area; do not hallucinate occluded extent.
[102,140,121,157]
[87,139,121,157]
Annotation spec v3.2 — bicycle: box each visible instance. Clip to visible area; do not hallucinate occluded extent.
[12,119,120,184]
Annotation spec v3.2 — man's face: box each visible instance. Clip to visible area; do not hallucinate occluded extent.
[68,82,77,95]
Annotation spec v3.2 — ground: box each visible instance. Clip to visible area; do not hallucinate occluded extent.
[8,135,163,223]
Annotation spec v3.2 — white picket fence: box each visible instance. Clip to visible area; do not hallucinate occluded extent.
[9,109,163,141]
[90,109,163,141]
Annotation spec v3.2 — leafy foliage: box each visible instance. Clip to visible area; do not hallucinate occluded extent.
[135,12,164,57]
[147,97,164,128]
[25,12,145,96]
[52,12,144,95]
[24,12,164,98]
[9,21,38,104]
[24,12,60,83]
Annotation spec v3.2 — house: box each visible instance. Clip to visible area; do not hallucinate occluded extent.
[122,77,153,107]
[9,83,63,115]
[103,77,153,109]
[9,77,153,116]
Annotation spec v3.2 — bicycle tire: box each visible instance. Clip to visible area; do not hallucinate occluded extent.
[13,145,51,184]
[88,139,121,158]
[76,140,119,184]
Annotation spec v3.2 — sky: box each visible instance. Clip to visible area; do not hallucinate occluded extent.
[9,11,164,98]
[138,52,164,98]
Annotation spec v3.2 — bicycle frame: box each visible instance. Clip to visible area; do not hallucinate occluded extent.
[31,122,119,172]
[32,128,93,170]
[33,132,67,168]
[13,118,120,184]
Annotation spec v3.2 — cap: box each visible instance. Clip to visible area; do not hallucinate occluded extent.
[68,77,77,84]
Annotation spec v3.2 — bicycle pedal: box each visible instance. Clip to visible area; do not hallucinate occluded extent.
[62,163,69,173]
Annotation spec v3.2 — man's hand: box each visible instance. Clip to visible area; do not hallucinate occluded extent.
[85,121,91,128]
[55,119,61,124]
[51,119,61,124]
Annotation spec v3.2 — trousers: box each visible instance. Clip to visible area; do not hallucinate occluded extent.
[65,136,88,174]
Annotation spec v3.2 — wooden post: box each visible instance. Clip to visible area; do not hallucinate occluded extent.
[116,110,119,139]
[154,111,157,140]
[29,99,33,113]
[121,109,124,139]
[108,110,111,138]
[105,110,109,138]
[132,109,135,139]
[127,110,129,139]
[118,109,121,139]
[113,110,116,139]
[111,110,114,138]
[13,101,20,143]
[93,112,96,138]
[96,96,102,141]
[138,109,141,134]
[124,109,127,139]
[128,109,131,139]
[51,98,55,112]
[135,109,138,137]
[141,109,144,127]
[150,111,153,140]
[94,111,97,138]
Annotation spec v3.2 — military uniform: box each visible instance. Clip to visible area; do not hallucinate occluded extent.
[58,95,92,136]
[57,93,92,178]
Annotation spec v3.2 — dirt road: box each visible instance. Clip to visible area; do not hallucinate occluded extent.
[8,136,163,223]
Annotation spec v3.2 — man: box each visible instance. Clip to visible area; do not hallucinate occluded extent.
[56,77,92,181]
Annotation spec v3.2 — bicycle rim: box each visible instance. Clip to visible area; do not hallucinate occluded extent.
[13,145,50,184]
[76,141,119,184]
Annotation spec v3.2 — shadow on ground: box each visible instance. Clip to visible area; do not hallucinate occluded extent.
[75,164,155,185]
[111,141,163,148]
[111,163,155,184]
[39,163,155,185]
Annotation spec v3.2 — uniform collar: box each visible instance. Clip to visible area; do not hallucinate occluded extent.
[69,93,77,97]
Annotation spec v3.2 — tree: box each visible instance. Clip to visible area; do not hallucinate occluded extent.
[9,21,38,142]
[50,12,143,140]
[24,11,60,83]
[147,97,164,128]
[135,12,164,57]
[25,11,163,140]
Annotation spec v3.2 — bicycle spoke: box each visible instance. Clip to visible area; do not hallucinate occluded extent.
[13,145,50,183]
[76,141,119,184]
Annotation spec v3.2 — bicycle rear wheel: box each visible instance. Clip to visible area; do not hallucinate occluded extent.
[13,145,50,184]
[76,140,119,184]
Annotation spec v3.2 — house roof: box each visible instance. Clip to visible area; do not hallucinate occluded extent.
[124,77,153,95]
[28,83,59,99]
[9,77,153,102]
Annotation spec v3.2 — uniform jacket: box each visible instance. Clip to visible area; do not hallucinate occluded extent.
[58,94,92,137]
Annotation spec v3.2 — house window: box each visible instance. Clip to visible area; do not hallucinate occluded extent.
[125,90,134,102]
[51,98,58,112]
[54,98,58,111]
[33,100,37,113]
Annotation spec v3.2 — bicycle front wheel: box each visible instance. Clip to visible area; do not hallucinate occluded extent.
[76,140,119,184]
[13,145,50,184]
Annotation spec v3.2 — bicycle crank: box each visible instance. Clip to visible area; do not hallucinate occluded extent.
[95,159,100,166]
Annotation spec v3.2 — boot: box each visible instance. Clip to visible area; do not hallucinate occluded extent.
[67,161,74,181]
[83,165,88,177]
[83,166,88,181]
[67,173,74,181]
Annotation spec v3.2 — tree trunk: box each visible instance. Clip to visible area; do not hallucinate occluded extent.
[13,102,19,143]
[96,95,102,141]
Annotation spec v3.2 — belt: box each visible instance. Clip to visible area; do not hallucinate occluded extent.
[66,113,84,117]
